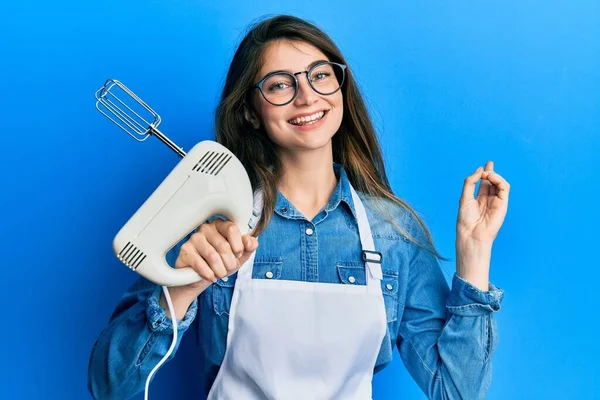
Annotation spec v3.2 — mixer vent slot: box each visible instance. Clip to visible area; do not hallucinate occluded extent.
[192,151,232,175]
[118,242,147,271]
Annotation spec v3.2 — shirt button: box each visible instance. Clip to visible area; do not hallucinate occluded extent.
[222,277,229,282]
[281,207,288,213]
[265,271,274,279]
[348,276,356,284]
[305,228,314,235]
[386,283,393,290]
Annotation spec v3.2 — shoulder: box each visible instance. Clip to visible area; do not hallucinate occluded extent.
[355,191,416,241]
[356,191,439,263]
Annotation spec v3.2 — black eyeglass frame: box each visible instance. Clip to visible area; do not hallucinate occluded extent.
[251,61,348,106]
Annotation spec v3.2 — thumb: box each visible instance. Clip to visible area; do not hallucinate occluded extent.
[237,235,258,265]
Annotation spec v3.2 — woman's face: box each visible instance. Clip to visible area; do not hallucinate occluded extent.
[250,40,344,155]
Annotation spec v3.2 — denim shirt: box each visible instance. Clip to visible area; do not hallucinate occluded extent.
[88,163,505,400]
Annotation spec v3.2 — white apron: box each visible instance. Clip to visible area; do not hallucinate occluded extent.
[207,184,387,400]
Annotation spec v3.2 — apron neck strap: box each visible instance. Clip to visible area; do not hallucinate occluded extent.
[348,185,383,286]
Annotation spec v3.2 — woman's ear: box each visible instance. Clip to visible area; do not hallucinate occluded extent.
[243,102,261,130]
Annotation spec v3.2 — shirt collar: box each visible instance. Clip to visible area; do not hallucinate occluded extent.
[273,163,358,221]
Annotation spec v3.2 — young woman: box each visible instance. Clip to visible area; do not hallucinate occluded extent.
[88,14,509,400]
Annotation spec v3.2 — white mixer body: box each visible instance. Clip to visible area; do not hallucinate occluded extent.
[112,140,255,286]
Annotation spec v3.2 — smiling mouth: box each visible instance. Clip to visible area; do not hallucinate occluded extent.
[287,110,328,126]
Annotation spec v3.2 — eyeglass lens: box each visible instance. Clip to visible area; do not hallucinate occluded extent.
[261,63,344,105]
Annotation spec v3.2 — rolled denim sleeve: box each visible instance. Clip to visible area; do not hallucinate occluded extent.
[396,221,505,400]
[146,284,198,333]
[88,232,198,400]
[447,273,504,316]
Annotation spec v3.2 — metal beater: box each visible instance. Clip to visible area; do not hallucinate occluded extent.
[95,78,186,158]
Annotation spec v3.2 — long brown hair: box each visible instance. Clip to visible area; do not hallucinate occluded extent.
[214,14,449,261]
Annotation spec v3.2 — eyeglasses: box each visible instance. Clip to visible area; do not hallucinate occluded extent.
[252,61,347,106]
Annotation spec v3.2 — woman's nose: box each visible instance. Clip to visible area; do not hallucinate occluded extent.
[294,73,318,106]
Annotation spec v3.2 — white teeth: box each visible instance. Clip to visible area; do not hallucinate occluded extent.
[288,111,326,125]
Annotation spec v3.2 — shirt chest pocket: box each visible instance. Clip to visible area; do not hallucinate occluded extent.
[336,264,399,323]
[212,259,283,316]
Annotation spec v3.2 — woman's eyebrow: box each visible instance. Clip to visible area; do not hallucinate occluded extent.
[264,59,329,76]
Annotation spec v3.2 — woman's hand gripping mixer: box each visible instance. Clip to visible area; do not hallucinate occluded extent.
[95,78,260,399]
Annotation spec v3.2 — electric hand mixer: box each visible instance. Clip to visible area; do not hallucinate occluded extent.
[95,78,259,399]
[95,78,259,287]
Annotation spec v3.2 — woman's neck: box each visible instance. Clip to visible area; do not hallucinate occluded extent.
[277,149,337,220]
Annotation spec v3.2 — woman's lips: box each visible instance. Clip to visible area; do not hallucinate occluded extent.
[288,110,328,131]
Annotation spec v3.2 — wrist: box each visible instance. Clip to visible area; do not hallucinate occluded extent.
[455,238,492,291]
[159,284,207,319]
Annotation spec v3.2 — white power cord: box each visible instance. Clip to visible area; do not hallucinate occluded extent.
[144,285,178,400]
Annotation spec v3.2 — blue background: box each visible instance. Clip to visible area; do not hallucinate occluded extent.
[1,1,598,399]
